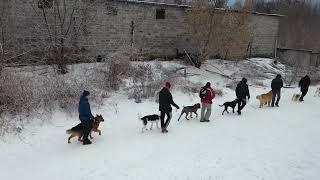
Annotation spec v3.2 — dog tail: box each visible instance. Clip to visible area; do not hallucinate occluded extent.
[66,129,72,134]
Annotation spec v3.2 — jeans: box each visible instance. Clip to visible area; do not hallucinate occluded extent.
[237,98,247,112]
[300,87,309,101]
[82,120,93,142]
[272,89,281,106]
[201,103,212,121]
[160,111,172,130]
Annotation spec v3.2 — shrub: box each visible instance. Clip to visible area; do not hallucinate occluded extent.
[214,88,224,97]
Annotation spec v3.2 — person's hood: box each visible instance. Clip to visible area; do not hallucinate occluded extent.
[241,78,247,84]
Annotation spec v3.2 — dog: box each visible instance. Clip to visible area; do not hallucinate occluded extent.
[219,100,237,115]
[292,94,301,102]
[256,91,273,108]
[315,87,320,97]
[177,103,201,121]
[66,115,104,144]
[140,114,160,132]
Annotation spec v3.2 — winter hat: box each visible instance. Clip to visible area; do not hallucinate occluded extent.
[83,90,90,97]
[165,82,171,88]
[276,74,282,79]
[242,78,247,83]
[205,82,211,88]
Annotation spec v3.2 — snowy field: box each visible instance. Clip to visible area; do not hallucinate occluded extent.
[1,59,320,180]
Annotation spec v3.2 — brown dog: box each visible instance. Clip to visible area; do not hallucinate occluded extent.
[256,91,273,108]
[315,87,320,97]
[292,94,301,102]
[177,103,201,121]
[66,115,104,144]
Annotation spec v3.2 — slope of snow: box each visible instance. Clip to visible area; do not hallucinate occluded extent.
[1,59,320,180]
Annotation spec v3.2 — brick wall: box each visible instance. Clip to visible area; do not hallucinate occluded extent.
[1,0,281,62]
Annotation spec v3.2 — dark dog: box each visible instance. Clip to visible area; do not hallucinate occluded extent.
[219,100,237,115]
[66,115,104,144]
[140,114,160,132]
[177,103,201,121]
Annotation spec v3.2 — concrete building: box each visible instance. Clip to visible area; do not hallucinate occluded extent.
[1,0,282,63]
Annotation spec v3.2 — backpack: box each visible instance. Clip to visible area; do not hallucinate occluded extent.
[199,87,208,99]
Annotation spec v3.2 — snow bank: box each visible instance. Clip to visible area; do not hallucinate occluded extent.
[1,58,320,180]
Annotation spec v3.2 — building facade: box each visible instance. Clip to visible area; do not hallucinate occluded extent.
[1,0,282,63]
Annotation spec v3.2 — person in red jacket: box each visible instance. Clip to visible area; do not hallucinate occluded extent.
[199,82,215,122]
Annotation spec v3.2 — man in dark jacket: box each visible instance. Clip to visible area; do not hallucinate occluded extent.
[236,78,250,115]
[159,82,179,133]
[299,75,311,101]
[271,74,283,107]
[79,90,95,145]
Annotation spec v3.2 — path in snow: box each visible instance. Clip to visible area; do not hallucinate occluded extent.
[0,87,320,180]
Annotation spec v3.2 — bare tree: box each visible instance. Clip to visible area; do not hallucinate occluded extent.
[188,0,253,67]
[33,0,99,74]
[251,0,320,53]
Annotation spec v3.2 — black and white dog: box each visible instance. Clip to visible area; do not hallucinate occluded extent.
[140,114,160,132]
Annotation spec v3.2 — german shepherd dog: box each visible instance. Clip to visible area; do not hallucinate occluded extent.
[177,103,201,121]
[66,115,104,144]
[219,100,237,115]
[140,114,160,132]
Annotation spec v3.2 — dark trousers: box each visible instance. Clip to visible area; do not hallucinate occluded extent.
[160,111,172,130]
[237,98,247,112]
[300,87,309,101]
[272,89,281,106]
[82,120,93,142]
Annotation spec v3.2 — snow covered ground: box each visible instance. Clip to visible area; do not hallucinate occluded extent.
[1,59,320,180]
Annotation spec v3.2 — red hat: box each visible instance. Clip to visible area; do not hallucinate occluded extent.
[165,82,171,88]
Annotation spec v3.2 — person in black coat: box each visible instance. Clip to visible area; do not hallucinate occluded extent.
[299,75,311,101]
[235,78,250,115]
[271,74,283,107]
[158,82,179,133]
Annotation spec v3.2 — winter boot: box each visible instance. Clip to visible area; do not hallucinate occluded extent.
[83,139,92,145]
[200,119,210,122]
[161,129,168,133]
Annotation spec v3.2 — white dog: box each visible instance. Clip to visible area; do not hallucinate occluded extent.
[139,114,160,132]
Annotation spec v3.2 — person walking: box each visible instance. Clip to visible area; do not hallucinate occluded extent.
[271,74,283,107]
[158,82,179,133]
[299,75,311,102]
[78,90,95,145]
[236,78,250,115]
[199,82,215,122]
